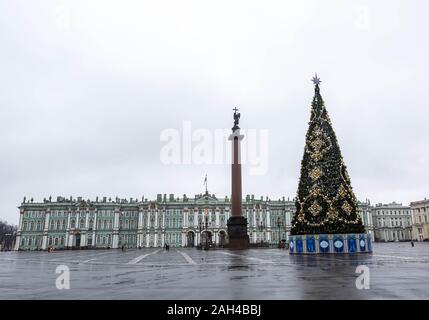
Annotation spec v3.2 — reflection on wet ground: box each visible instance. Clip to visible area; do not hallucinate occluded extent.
[1,242,428,299]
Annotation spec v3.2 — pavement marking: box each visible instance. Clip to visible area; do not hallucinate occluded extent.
[127,249,161,264]
[175,249,198,265]
[79,251,126,264]
[372,254,416,260]
[217,251,273,263]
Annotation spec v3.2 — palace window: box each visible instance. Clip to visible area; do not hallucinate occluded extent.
[71,220,76,228]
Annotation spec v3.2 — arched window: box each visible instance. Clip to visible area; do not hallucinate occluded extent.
[30,221,34,231]
[56,220,60,230]
[79,219,85,229]
[71,219,76,228]
[54,238,59,245]
[37,221,41,230]
[89,219,94,229]
[23,222,27,231]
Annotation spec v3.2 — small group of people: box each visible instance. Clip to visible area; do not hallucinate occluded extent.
[164,243,170,251]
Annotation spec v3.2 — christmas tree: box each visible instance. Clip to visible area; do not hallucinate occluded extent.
[290,75,365,235]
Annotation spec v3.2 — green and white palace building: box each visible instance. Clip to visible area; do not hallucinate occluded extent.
[14,192,374,250]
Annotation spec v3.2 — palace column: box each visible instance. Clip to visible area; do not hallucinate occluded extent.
[41,209,50,250]
[226,108,249,249]
[93,210,97,247]
[112,208,120,248]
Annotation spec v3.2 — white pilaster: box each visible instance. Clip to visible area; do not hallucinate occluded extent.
[155,210,159,228]
[41,210,50,250]
[266,210,271,228]
[194,210,198,227]
[112,208,120,248]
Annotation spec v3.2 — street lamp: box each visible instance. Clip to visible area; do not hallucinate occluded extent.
[198,219,203,247]
[163,222,166,248]
[204,209,209,250]
[259,221,264,247]
[277,217,282,248]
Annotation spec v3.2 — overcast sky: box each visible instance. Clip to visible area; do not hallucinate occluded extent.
[1,0,428,225]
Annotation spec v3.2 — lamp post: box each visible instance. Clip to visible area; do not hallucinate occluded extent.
[163,223,166,248]
[198,219,203,247]
[277,217,282,248]
[259,221,264,247]
[204,209,209,250]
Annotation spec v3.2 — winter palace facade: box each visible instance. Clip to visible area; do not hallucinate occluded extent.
[15,193,374,250]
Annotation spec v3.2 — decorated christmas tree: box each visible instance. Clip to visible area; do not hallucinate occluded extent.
[290,75,365,235]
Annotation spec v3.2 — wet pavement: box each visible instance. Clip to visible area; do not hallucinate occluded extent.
[1,243,429,299]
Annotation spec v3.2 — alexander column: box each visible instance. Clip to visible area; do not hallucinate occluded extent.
[227,108,249,249]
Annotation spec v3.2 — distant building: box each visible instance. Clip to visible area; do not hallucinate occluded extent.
[411,198,429,241]
[14,193,375,250]
[372,202,412,242]
[358,199,375,240]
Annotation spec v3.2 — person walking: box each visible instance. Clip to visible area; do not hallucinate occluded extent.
[411,241,415,247]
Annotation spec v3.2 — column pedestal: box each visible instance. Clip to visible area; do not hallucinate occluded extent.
[227,216,249,249]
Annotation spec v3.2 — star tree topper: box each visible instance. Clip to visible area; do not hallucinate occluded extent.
[312,73,321,86]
